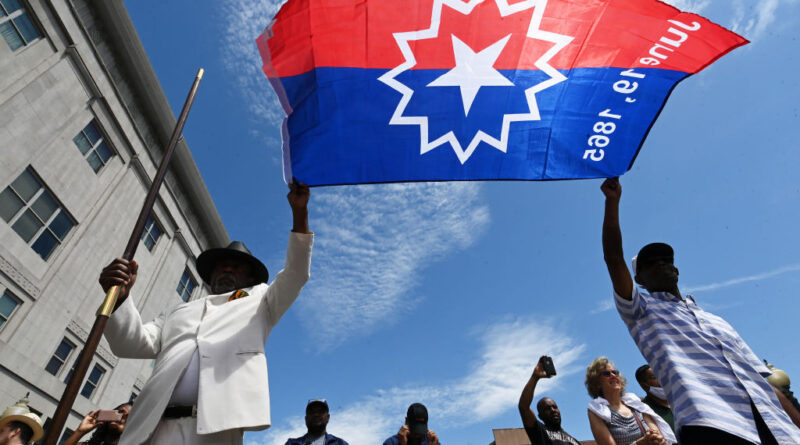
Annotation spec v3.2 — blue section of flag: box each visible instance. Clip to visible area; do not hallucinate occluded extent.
[281,67,687,185]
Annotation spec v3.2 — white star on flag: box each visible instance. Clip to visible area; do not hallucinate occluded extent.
[428,34,514,116]
[378,0,573,164]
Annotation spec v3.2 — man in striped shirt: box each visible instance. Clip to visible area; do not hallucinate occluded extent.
[600,178,800,445]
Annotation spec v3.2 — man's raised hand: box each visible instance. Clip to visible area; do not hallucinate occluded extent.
[600,177,622,202]
[287,180,310,211]
[533,356,551,380]
[396,425,410,445]
[287,180,311,234]
[427,430,439,445]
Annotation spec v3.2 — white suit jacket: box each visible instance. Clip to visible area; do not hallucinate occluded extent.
[104,232,313,445]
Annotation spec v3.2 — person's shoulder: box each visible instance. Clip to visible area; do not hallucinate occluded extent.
[284,435,304,445]
[523,421,545,443]
[382,435,399,445]
[327,433,349,445]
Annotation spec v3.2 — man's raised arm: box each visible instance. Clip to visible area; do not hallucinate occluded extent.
[519,357,548,433]
[601,178,633,300]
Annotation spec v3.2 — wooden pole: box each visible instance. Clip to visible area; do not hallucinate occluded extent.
[41,68,205,445]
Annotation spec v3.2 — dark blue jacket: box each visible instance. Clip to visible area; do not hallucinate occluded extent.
[284,433,349,445]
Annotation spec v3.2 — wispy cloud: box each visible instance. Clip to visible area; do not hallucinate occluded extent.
[247,318,586,445]
[663,0,800,41]
[299,183,489,349]
[682,263,800,294]
[219,0,287,138]
[590,298,614,314]
[728,0,790,40]
[219,1,491,349]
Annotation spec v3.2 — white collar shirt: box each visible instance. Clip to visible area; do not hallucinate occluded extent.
[615,286,800,444]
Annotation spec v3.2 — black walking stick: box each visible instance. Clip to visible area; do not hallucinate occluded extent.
[42,68,205,445]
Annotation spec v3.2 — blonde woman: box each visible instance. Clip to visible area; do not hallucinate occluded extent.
[585,358,675,445]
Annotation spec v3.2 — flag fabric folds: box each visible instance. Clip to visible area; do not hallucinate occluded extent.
[258,0,747,186]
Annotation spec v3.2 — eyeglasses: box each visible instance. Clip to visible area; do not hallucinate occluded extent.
[600,370,620,377]
[307,399,327,404]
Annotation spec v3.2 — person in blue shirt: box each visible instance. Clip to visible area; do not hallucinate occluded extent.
[285,400,348,445]
[383,403,439,445]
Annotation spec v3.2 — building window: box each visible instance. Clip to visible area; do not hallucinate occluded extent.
[80,364,105,398]
[140,216,161,251]
[45,338,75,376]
[0,167,75,260]
[176,269,196,302]
[0,290,21,329]
[0,0,41,51]
[72,120,114,173]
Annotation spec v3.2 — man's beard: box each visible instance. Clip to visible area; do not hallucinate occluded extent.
[211,274,239,294]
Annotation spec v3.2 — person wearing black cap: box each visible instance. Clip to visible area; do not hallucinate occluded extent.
[382,403,439,445]
[601,178,800,445]
[284,399,348,445]
[98,182,313,445]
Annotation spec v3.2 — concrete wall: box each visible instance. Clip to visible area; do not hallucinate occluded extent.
[0,0,226,440]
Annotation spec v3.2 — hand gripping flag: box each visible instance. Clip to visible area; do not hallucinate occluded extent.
[258,0,747,186]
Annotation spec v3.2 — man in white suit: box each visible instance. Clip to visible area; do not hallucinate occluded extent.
[99,182,313,445]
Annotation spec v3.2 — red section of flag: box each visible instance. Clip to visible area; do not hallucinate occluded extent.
[259,0,747,78]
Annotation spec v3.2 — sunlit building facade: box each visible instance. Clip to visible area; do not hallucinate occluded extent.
[0,0,226,441]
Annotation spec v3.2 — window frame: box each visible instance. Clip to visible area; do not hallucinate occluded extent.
[79,363,106,399]
[72,120,115,174]
[45,337,76,378]
[176,268,197,302]
[140,216,162,251]
[0,289,22,330]
[0,0,42,52]
[0,167,76,261]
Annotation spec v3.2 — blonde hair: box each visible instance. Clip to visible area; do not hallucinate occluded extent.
[585,357,626,399]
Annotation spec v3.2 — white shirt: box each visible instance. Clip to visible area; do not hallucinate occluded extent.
[616,286,800,443]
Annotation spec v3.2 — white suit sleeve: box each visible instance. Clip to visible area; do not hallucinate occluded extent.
[263,231,313,326]
[104,296,165,359]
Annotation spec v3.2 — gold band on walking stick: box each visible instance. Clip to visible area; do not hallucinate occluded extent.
[96,285,121,317]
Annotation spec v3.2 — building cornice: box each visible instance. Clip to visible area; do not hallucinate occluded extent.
[82,1,229,249]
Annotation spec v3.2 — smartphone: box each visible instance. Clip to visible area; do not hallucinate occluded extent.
[96,410,123,423]
[540,356,557,377]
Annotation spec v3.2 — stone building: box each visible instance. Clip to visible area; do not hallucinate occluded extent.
[0,0,227,441]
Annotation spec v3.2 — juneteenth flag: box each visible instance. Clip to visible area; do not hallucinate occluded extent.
[257,0,746,186]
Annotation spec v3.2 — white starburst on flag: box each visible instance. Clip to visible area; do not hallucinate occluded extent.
[378,0,574,164]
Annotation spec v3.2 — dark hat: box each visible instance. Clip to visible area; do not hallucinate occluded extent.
[306,399,329,413]
[406,403,428,435]
[196,241,269,285]
[634,242,674,274]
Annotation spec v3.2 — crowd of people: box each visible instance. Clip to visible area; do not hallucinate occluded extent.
[515,179,800,445]
[2,178,800,445]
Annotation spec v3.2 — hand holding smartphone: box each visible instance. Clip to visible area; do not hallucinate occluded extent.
[95,410,123,423]
[540,356,557,377]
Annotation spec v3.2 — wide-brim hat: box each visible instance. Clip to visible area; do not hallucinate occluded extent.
[0,412,44,443]
[196,241,269,285]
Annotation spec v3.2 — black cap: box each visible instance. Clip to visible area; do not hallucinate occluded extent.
[306,399,329,413]
[196,241,269,285]
[635,243,674,274]
[406,403,428,435]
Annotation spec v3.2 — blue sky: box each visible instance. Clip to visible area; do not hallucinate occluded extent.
[123,0,800,443]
